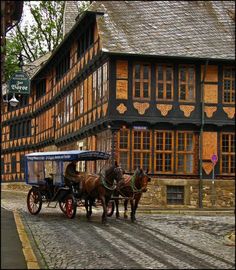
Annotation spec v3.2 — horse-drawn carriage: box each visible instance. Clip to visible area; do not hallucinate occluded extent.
[25,150,151,223]
[25,150,120,221]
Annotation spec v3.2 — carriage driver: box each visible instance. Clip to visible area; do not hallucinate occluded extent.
[65,161,84,196]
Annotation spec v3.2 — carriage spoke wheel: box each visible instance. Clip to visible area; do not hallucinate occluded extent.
[107,200,114,217]
[59,201,67,215]
[65,194,77,219]
[27,188,42,215]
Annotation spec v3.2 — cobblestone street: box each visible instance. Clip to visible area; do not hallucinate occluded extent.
[1,190,235,269]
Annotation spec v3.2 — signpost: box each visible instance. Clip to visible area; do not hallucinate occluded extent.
[8,71,30,94]
[211,154,218,183]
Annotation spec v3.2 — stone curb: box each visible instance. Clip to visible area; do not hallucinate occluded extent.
[223,232,235,246]
[13,211,40,269]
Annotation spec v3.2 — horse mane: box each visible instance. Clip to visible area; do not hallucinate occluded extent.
[105,164,115,177]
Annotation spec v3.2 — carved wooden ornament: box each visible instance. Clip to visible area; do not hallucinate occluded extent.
[133,102,150,115]
[156,104,173,116]
[116,103,127,114]
[202,162,214,175]
[180,105,195,117]
[223,107,235,119]
[204,106,217,118]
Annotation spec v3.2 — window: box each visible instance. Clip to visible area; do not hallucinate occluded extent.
[133,63,151,99]
[56,51,70,82]
[118,129,130,171]
[156,64,173,100]
[1,158,4,174]
[176,132,195,173]
[179,65,195,101]
[36,79,46,100]
[79,83,84,115]
[167,186,184,205]
[102,62,108,102]
[92,71,97,107]
[221,133,235,174]
[20,155,25,173]
[11,156,16,173]
[223,66,235,104]
[154,131,174,173]
[132,130,151,171]
[77,24,95,60]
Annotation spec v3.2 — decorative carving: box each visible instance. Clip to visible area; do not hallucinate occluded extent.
[204,85,218,103]
[133,102,149,115]
[204,106,217,118]
[116,60,128,78]
[116,103,127,114]
[223,107,235,119]
[156,104,173,116]
[202,132,217,160]
[116,80,128,99]
[180,105,195,117]
[202,162,213,175]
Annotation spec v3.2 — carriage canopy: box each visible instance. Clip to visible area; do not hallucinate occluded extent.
[25,150,111,162]
[25,150,111,186]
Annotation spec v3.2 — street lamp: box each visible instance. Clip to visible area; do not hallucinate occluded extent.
[9,93,19,107]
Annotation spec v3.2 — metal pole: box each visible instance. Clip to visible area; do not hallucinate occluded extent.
[199,59,209,208]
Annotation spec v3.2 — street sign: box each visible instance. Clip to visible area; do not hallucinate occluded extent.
[211,154,218,166]
[9,71,30,94]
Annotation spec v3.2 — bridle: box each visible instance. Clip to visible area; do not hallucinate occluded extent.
[100,166,123,191]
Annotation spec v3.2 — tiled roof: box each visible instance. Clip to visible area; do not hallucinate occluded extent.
[89,1,235,60]
[63,1,79,37]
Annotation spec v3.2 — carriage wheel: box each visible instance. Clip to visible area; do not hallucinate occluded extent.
[27,188,42,215]
[107,200,115,217]
[65,194,77,219]
[59,201,67,215]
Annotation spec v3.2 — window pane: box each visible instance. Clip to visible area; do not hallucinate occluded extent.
[180,85,186,100]
[156,153,163,171]
[166,67,172,81]
[177,154,184,172]
[135,64,140,79]
[158,83,164,99]
[133,153,141,169]
[186,154,193,173]
[143,131,150,150]
[165,132,172,150]
[166,84,172,99]
[143,153,150,171]
[135,82,140,97]
[143,65,149,80]
[156,132,163,150]
[158,66,163,80]
[120,152,128,171]
[134,131,141,149]
[180,67,186,81]
[186,134,193,151]
[143,82,149,98]
[165,153,172,171]
[178,133,185,151]
[120,130,128,149]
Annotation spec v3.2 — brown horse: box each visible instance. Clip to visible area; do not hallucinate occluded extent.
[80,162,124,224]
[114,167,151,222]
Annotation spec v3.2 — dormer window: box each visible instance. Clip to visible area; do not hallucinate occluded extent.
[77,24,95,60]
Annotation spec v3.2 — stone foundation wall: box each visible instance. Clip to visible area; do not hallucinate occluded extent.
[140,178,235,209]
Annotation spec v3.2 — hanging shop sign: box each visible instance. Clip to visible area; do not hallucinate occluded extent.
[9,71,30,94]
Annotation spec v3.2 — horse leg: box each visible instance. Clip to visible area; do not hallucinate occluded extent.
[130,199,135,222]
[124,199,128,219]
[115,193,120,219]
[88,198,93,217]
[101,196,107,224]
[85,198,90,220]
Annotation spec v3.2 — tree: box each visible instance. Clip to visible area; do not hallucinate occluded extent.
[4,1,66,81]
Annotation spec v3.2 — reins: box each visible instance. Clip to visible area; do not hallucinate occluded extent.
[99,168,118,191]
[130,171,143,193]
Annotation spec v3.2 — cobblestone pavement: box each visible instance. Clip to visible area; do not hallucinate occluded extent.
[1,190,235,269]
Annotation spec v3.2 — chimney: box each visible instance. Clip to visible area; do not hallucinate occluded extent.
[63,1,79,37]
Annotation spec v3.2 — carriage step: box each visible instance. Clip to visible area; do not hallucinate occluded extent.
[46,202,58,208]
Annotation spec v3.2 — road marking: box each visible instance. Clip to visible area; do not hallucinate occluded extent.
[13,211,40,269]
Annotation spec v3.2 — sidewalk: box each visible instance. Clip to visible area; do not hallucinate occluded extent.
[1,207,27,269]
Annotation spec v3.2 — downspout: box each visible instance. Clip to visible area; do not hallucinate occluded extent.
[199,59,209,208]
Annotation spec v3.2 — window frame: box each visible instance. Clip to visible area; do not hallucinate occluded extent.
[117,128,130,171]
[133,63,151,100]
[178,65,196,102]
[156,64,174,101]
[154,130,174,173]
[222,66,235,104]
[176,131,195,174]
[220,132,235,175]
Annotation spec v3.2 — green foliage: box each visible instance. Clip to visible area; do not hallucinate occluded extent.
[4,1,66,81]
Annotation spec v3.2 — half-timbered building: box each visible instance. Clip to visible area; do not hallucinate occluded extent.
[1,1,235,208]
